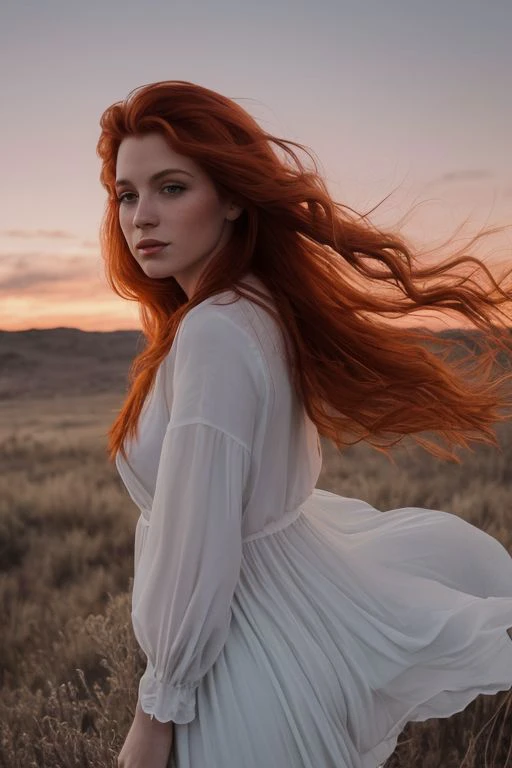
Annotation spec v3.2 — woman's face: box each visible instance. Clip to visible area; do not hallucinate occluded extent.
[115,132,242,299]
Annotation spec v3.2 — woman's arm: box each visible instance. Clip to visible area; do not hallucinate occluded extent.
[118,702,174,768]
[119,307,265,762]
[132,421,250,722]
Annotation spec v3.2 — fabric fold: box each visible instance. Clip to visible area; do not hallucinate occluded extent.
[138,658,199,724]
[132,423,250,723]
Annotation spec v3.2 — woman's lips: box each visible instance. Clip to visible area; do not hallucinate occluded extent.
[138,244,168,256]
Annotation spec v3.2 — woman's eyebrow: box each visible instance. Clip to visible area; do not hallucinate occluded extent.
[115,168,194,187]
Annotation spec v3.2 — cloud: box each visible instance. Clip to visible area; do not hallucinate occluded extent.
[0,270,65,292]
[0,252,41,269]
[430,170,493,185]
[0,228,78,240]
[0,251,105,298]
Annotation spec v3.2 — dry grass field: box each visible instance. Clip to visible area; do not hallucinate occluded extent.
[1,328,512,767]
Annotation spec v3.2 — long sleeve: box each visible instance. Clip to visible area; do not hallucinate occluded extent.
[131,307,266,723]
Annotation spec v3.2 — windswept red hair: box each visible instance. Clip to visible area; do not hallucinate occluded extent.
[97,80,512,465]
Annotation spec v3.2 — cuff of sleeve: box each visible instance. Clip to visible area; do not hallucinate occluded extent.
[138,661,199,724]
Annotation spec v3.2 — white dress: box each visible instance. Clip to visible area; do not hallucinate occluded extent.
[115,272,512,768]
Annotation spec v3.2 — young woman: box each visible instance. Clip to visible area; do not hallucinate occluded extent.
[97,80,512,768]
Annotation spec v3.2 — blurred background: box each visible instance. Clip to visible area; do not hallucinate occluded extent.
[1,0,510,332]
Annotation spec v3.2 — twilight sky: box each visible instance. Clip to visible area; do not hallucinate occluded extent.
[1,0,511,332]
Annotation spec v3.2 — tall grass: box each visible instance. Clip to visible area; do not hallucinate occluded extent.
[1,393,511,767]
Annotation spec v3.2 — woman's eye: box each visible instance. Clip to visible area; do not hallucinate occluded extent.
[162,184,185,195]
[117,192,135,203]
[117,184,184,203]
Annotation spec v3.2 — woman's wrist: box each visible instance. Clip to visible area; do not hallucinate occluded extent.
[135,700,175,729]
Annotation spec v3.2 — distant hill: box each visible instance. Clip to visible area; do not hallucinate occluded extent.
[0,326,510,400]
[0,328,144,400]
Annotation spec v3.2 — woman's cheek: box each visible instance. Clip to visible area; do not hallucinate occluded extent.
[118,210,129,238]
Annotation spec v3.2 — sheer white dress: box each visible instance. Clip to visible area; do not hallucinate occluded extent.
[115,272,512,768]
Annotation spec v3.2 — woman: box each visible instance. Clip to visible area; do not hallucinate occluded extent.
[97,80,512,768]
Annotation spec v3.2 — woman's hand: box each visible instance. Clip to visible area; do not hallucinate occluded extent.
[118,701,174,768]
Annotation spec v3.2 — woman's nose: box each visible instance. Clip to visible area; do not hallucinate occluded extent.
[132,195,159,227]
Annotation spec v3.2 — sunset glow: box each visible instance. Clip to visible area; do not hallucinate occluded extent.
[1,0,510,332]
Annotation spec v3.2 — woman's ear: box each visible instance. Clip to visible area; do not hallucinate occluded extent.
[226,201,244,222]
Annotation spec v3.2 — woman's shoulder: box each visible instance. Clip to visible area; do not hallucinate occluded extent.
[179,273,271,342]
[181,305,274,406]
[177,293,253,347]
[161,273,276,389]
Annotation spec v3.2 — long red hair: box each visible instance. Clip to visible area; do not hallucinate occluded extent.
[96,80,512,465]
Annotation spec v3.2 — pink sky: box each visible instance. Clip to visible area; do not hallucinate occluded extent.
[1,0,510,333]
